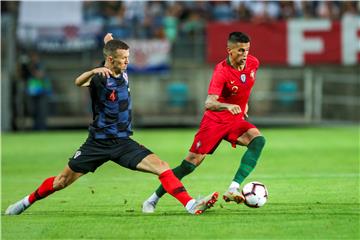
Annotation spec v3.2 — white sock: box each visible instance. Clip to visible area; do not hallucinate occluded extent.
[185,199,196,213]
[147,192,160,204]
[229,181,240,190]
[22,195,30,207]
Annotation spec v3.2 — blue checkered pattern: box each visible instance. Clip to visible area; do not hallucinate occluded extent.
[89,73,133,139]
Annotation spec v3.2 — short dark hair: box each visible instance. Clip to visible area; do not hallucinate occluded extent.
[103,39,129,58]
[228,32,250,44]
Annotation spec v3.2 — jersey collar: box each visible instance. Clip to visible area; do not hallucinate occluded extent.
[226,56,246,71]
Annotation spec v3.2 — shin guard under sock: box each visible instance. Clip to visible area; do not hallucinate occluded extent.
[233,136,265,184]
[28,176,56,204]
[155,160,196,198]
[158,169,192,206]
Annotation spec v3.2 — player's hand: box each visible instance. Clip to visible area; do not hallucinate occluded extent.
[92,67,113,78]
[226,104,242,115]
[104,33,113,44]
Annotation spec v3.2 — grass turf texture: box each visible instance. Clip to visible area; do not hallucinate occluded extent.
[1,127,359,239]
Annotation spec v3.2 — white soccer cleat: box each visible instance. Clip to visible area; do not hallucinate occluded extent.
[5,199,30,215]
[189,192,219,215]
[142,200,157,213]
[223,188,245,204]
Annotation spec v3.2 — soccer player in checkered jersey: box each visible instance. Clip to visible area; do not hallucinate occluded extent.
[5,38,218,216]
[143,32,266,212]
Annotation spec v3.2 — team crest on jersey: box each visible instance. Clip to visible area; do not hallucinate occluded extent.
[74,151,81,159]
[240,74,246,83]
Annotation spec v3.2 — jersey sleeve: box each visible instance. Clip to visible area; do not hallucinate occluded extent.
[90,74,106,89]
[254,56,260,70]
[208,66,226,96]
[89,74,107,101]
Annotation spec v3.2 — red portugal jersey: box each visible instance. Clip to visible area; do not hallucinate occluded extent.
[206,54,260,123]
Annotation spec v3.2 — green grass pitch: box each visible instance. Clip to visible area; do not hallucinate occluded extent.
[1,127,359,239]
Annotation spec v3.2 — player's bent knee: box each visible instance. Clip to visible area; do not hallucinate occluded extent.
[251,128,261,135]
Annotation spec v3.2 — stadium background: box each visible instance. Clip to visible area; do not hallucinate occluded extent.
[1,1,359,239]
[1,1,359,130]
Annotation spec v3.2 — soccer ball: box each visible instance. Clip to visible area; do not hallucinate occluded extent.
[241,181,268,208]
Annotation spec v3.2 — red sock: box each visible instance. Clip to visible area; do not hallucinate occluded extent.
[159,169,192,206]
[28,176,56,204]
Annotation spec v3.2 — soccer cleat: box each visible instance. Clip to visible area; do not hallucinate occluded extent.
[223,188,245,204]
[190,192,219,215]
[5,199,30,215]
[142,200,157,213]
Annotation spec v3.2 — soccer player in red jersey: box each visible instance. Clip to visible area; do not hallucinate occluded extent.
[143,32,266,213]
[5,38,218,216]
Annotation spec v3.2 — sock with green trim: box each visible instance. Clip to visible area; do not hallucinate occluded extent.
[155,160,196,198]
[232,136,265,186]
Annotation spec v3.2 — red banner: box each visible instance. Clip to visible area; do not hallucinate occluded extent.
[206,17,360,66]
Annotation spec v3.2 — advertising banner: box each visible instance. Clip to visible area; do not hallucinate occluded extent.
[207,16,360,66]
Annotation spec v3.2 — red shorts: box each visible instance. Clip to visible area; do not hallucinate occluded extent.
[189,115,256,154]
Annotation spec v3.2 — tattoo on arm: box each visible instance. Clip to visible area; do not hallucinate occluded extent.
[205,95,228,111]
[205,94,242,115]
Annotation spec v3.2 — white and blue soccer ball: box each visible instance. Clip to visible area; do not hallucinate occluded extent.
[242,181,268,208]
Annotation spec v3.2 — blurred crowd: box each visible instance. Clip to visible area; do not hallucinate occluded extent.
[2,1,359,41]
[84,1,359,40]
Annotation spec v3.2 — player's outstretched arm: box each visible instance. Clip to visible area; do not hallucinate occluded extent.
[104,33,113,44]
[74,67,113,87]
[205,94,242,115]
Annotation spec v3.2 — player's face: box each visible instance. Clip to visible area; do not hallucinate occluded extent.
[109,49,129,74]
[227,42,250,66]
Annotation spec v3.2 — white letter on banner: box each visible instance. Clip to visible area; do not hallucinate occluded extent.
[288,20,331,66]
[342,15,360,65]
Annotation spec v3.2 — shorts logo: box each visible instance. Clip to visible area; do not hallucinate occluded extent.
[74,151,81,159]
[196,140,201,149]
[240,74,246,83]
